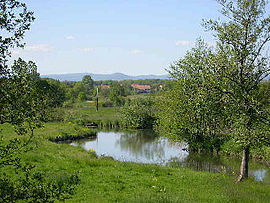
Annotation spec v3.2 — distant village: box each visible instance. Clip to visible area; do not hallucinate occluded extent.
[101,83,164,93]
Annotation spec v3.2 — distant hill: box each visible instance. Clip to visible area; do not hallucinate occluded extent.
[41,72,169,81]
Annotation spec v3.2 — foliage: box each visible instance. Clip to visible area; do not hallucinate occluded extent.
[78,91,87,102]
[71,82,85,100]
[0,0,35,64]
[202,0,270,149]
[121,97,156,129]
[1,58,49,135]
[52,78,167,103]
[61,75,94,102]
[157,0,270,180]
[101,100,114,107]
[256,80,270,110]
[156,41,228,153]
[82,75,94,94]
[0,59,79,202]
[38,78,66,107]
[0,0,80,201]
[109,83,125,106]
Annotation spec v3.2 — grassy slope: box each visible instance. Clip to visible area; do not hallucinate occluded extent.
[1,123,269,202]
[64,102,121,121]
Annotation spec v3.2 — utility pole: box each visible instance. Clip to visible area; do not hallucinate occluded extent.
[96,87,99,111]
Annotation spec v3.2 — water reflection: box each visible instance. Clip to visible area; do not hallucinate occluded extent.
[71,130,188,164]
[69,130,269,183]
[167,153,270,183]
[116,130,165,161]
[166,154,234,174]
[252,170,267,182]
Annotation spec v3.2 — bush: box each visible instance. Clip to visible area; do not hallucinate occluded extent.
[121,97,156,129]
[78,92,87,102]
[101,100,114,107]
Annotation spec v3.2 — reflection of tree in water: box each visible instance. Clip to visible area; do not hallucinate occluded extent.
[167,153,234,174]
[116,130,165,161]
[167,153,270,183]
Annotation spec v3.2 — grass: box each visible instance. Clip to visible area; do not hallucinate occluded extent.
[51,101,122,128]
[68,101,120,121]
[36,122,97,142]
[0,123,270,202]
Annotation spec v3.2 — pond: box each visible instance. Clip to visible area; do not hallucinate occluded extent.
[69,129,270,184]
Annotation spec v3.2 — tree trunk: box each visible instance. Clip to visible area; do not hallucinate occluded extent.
[237,147,249,182]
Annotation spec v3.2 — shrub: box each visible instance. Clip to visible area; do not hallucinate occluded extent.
[121,97,156,129]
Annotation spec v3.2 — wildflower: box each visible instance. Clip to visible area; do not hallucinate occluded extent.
[89,148,95,153]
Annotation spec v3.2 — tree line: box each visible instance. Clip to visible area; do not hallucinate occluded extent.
[39,76,167,106]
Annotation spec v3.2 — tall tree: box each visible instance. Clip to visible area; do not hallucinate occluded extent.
[0,1,79,201]
[156,41,227,154]
[109,83,125,106]
[1,58,48,135]
[0,0,35,129]
[38,78,66,107]
[0,0,34,65]
[158,0,270,182]
[82,75,94,93]
[203,0,270,181]
[0,0,35,118]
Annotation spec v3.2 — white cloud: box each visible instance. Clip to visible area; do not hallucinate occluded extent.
[66,36,75,40]
[80,48,93,52]
[11,50,21,55]
[129,49,143,54]
[175,40,194,46]
[25,44,53,52]
[206,41,216,46]
[175,40,216,47]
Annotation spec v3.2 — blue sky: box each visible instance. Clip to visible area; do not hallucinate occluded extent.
[11,0,221,75]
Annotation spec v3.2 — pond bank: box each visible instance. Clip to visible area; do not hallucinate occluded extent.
[64,129,270,184]
[36,122,270,183]
[1,123,270,202]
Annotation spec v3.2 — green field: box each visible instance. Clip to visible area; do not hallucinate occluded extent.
[50,101,122,128]
[67,102,121,121]
[1,122,269,202]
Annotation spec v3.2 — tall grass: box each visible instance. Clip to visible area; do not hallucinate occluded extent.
[49,102,123,129]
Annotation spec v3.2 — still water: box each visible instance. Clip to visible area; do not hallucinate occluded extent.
[69,130,270,183]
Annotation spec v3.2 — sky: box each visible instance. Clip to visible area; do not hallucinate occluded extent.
[11,0,221,76]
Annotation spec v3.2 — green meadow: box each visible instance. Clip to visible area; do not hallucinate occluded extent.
[51,102,122,128]
[1,120,269,202]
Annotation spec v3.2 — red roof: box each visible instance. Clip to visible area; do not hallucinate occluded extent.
[131,84,151,91]
[101,85,110,90]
